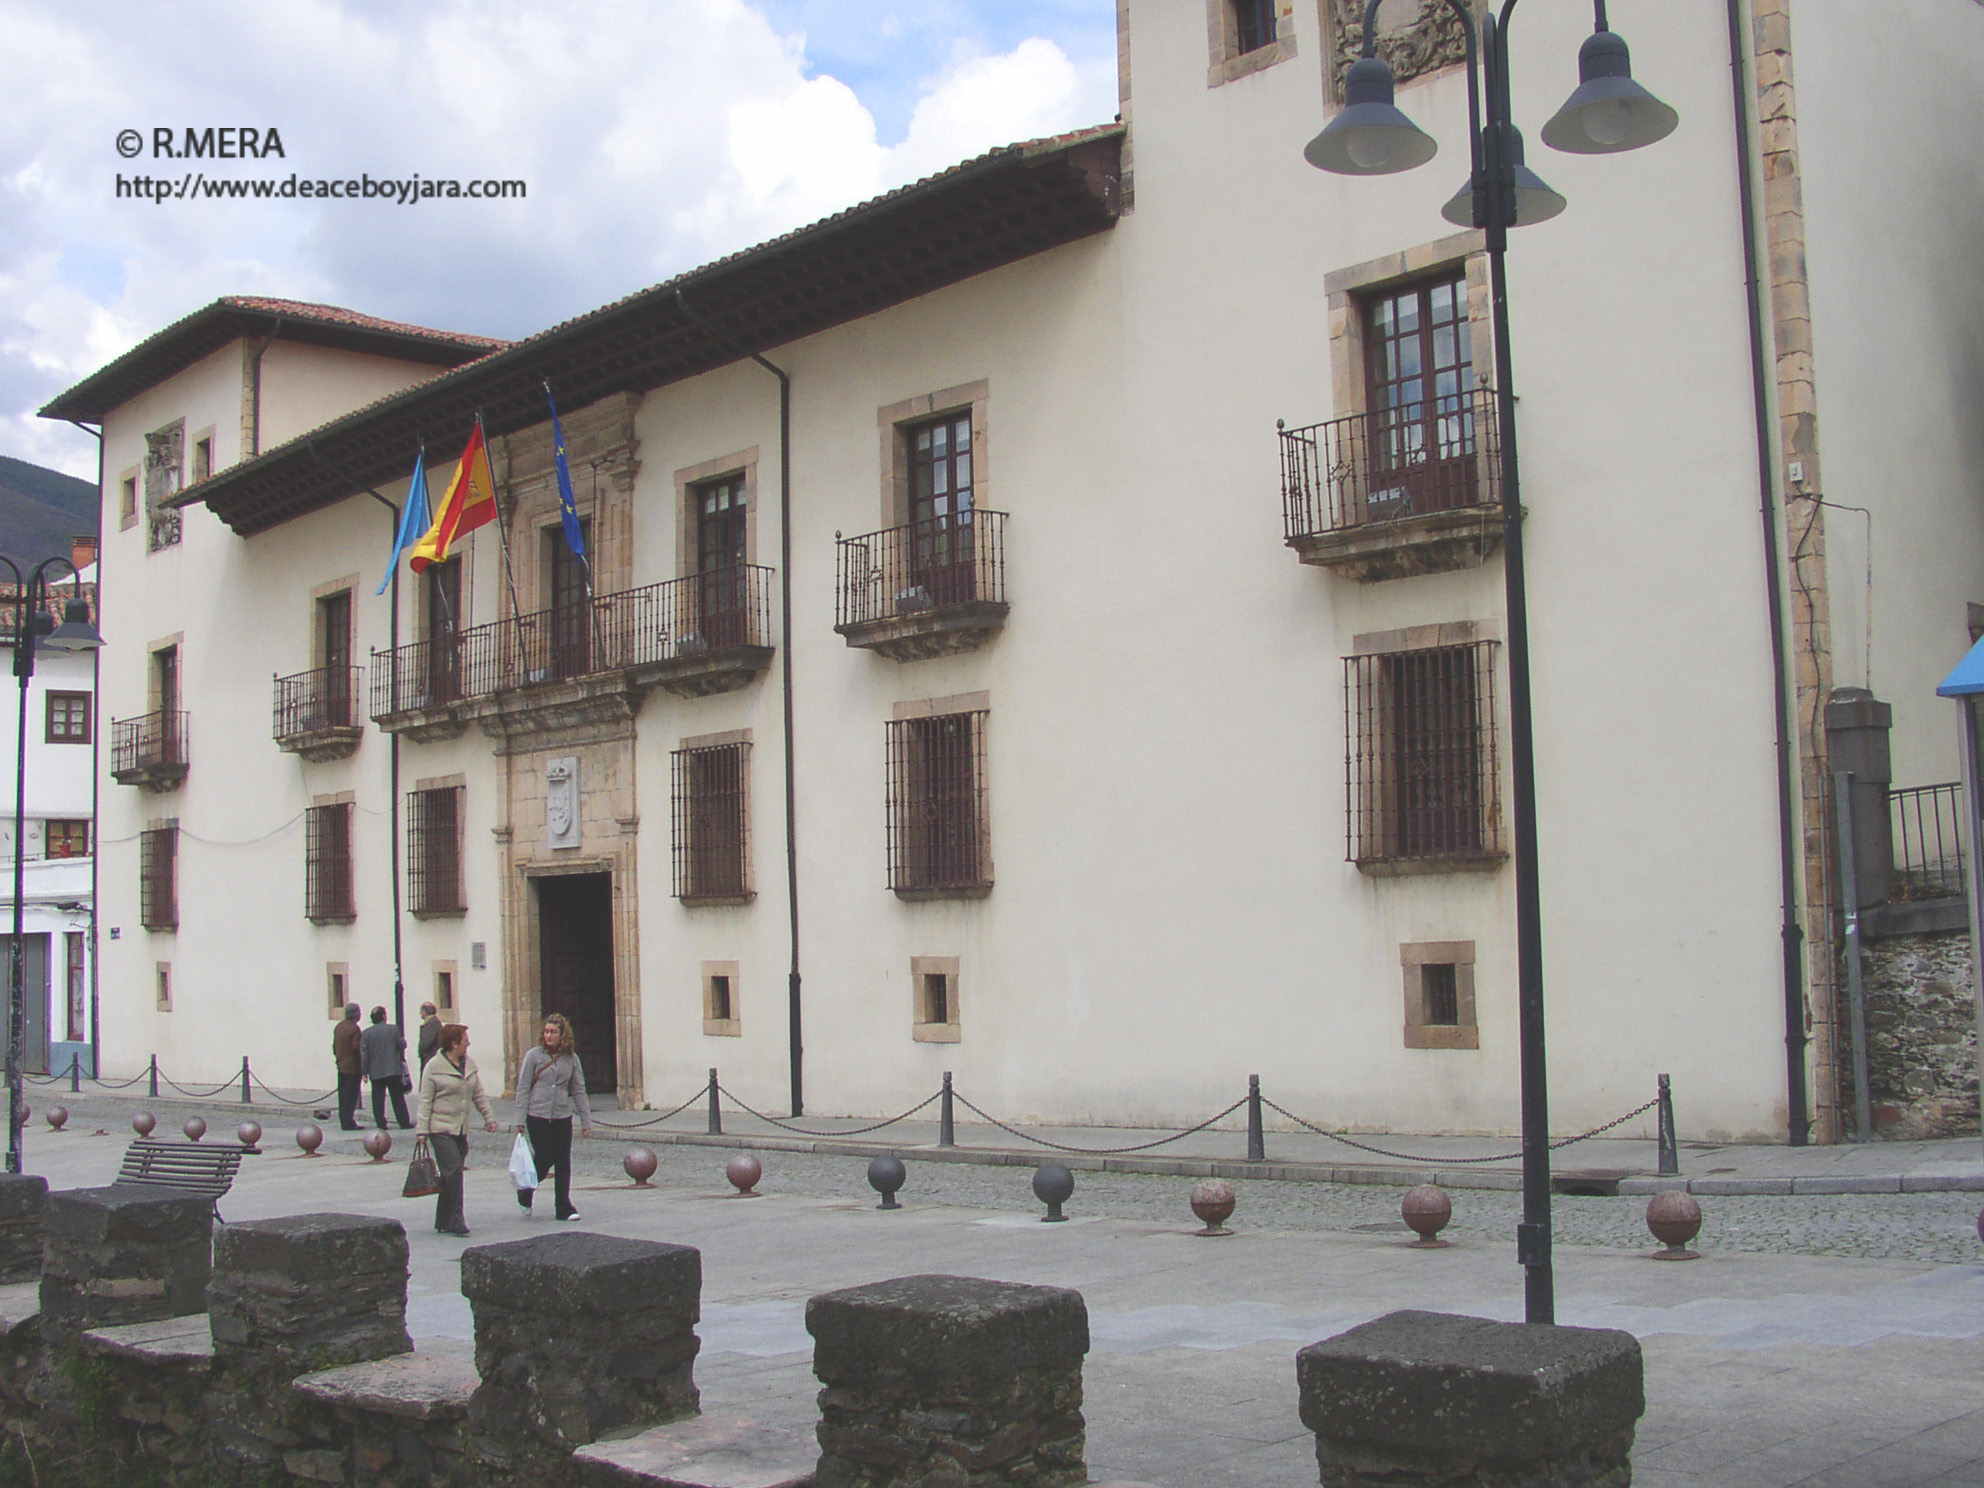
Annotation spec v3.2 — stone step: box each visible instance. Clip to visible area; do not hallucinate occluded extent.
[572,1410,817,1488]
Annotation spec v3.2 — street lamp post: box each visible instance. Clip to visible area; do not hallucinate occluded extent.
[0,558,103,1175]
[1306,0,1676,1324]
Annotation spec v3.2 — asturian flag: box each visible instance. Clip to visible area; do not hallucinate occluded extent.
[544,381,587,562]
[409,417,497,573]
[376,447,432,595]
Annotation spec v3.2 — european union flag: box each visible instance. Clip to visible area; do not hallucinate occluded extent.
[545,381,587,563]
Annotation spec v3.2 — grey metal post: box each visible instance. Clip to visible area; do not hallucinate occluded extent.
[1832,770,1873,1142]
[148,1055,158,1098]
[241,1056,252,1107]
[68,1053,79,1094]
[939,1071,955,1148]
[1247,1075,1265,1162]
[706,1068,721,1135]
[1655,1074,1678,1177]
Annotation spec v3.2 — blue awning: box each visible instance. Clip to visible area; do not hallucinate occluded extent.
[1938,635,1984,696]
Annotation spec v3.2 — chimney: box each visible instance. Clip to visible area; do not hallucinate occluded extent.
[70,535,97,574]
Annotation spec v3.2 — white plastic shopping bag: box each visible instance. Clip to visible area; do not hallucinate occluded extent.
[509,1132,538,1191]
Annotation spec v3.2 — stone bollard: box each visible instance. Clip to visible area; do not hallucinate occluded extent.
[0,1174,47,1282]
[463,1231,702,1453]
[807,1273,1089,1488]
[40,1186,212,1347]
[1296,1310,1643,1488]
[208,1213,412,1378]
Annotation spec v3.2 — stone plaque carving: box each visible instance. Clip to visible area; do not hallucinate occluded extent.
[1329,0,1473,100]
[546,756,580,850]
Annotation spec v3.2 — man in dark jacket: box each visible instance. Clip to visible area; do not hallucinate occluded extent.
[417,1002,443,1069]
[332,1003,363,1130]
[360,1006,413,1130]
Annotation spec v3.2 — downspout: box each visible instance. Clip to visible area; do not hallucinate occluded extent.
[65,419,102,1077]
[246,320,282,457]
[673,289,803,1117]
[307,442,407,1031]
[1728,0,1810,1143]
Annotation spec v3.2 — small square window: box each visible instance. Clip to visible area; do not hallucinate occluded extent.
[155,962,172,1012]
[435,965,456,1013]
[1402,941,1477,1049]
[703,961,740,1037]
[119,474,139,531]
[191,436,212,484]
[911,956,961,1042]
[1422,963,1459,1025]
[45,691,91,745]
[327,965,348,1019]
[45,820,89,859]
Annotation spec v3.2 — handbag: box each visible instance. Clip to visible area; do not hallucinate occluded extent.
[403,1136,441,1198]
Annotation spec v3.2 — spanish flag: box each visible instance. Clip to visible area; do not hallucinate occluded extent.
[409,418,497,572]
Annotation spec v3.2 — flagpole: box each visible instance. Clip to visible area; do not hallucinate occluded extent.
[481,413,533,679]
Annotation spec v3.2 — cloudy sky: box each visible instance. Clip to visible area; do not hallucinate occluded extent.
[2,0,1118,479]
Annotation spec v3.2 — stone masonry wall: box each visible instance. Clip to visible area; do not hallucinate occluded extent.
[1863,929,1977,1139]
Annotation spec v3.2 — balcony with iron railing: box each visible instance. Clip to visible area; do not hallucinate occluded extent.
[110,710,187,791]
[835,510,1007,661]
[370,566,776,738]
[1890,782,1965,903]
[272,665,365,761]
[1279,387,1505,582]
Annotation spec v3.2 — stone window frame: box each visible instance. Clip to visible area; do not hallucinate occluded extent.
[188,425,216,486]
[1401,940,1479,1049]
[673,728,754,906]
[148,633,184,714]
[326,962,350,1021]
[911,955,961,1043]
[140,818,178,932]
[310,574,359,673]
[702,959,741,1038]
[1324,232,1492,421]
[889,692,993,901]
[674,449,760,579]
[305,791,357,926]
[155,961,172,1012]
[433,960,458,1015]
[409,774,467,918]
[878,382,989,532]
[1206,0,1299,86]
[118,466,140,532]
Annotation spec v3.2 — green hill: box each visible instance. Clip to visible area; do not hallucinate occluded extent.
[0,456,99,564]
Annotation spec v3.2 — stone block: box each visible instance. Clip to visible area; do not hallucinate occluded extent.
[1296,1310,1642,1488]
[463,1231,701,1451]
[0,1174,46,1282]
[40,1185,212,1348]
[209,1212,411,1377]
[807,1273,1088,1488]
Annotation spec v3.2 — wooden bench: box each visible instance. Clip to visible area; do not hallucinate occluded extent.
[116,1141,246,1221]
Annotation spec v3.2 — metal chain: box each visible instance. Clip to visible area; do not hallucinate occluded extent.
[590,1087,713,1130]
[1259,1096,1661,1166]
[158,1073,243,1099]
[248,1074,341,1108]
[950,1093,1251,1154]
[715,1085,941,1137]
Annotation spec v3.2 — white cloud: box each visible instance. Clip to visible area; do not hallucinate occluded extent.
[0,0,1112,480]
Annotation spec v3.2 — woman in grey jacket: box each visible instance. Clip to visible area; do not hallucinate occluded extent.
[514,1013,593,1221]
[417,1024,498,1236]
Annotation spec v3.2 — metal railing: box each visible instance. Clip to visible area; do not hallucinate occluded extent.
[836,510,1007,629]
[369,566,774,717]
[111,709,186,775]
[1281,387,1501,541]
[1890,782,1965,901]
[273,665,362,741]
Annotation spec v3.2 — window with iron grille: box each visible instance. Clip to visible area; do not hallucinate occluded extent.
[887,710,990,895]
[45,691,90,744]
[672,741,750,901]
[45,820,89,859]
[407,786,464,916]
[1346,642,1502,867]
[139,824,177,930]
[305,802,356,922]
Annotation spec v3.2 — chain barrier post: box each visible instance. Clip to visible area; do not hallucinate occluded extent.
[147,1055,158,1099]
[939,1072,956,1148]
[241,1056,252,1105]
[707,1068,722,1135]
[68,1053,79,1094]
[1246,1074,1266,1162]
[1656,1073,1679,1177]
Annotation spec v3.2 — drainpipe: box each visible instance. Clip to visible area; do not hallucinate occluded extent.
[1728,0,1811,1144]
[673,289,803,1117]
[64,419,103,1078]
[246,320,282,457]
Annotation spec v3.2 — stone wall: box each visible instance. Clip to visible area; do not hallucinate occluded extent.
[1863,929,1977,1139]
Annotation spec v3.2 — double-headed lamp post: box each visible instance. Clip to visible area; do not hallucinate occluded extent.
[0,558,103,1175]
[1306,0,1676,1325]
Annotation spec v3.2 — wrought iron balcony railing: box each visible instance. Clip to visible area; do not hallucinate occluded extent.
[1281,387,1501,542]
[370,566,774,718]
[1891,782,1965,901]
[836,510,1006,629]
[273,666,363,742]
[111,710,187,786]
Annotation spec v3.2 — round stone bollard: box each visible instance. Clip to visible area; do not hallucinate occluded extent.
[44,1106,67,1132]
[295,1122,324,1157]
[1646,1190,1702,1260]
[183,1116,207,1142]
[868,1155,906,1211]
[236,1120,262,1153]
[623,1146,658,1186]
[1402,1184,1454,1248]
[1033,1162,1075,1223]
[132,1111,156,1137]
[363,1130,393,1163]
[726,1152,763,1197]
[1190,1178,1236,1236]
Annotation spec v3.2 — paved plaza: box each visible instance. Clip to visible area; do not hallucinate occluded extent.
[17,1091,1984,1486]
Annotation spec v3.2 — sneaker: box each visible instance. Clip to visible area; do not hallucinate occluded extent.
[558,1212,581,1222]
[517,1190,534,1213]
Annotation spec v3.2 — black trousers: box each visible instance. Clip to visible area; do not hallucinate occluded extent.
[431,1132,468,1232]
[337,1073,362,1129]
[522,1115,575,1218]
[371,1077,412,1129]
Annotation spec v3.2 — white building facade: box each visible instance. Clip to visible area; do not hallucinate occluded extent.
[44,1,1984,1143]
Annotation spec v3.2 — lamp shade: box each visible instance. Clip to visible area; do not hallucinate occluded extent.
[1440,128,1566,228]
[41,597,101,652]
[1304,57,1438,176]
[1541,29,1678,154]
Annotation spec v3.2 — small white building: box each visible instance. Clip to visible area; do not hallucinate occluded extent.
[41,1,1984,1143]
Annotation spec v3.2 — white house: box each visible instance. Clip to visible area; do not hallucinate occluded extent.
[42,0,1984,1144]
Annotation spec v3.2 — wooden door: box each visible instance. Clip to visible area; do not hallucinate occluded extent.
[536,872,617,1095]
[1363,275,1478,520]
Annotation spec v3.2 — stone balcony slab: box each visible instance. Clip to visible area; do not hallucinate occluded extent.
[572,1410,817,1487]
[293,1343,479,1423]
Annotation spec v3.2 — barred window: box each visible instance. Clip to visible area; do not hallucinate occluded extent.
[671,742,750,901]
[45,691,91,744]
[305,802,355,922]
[139,824,177,930]
[887,710,990,895]
[408,786,464,916]
[1346,641,1503,867]
[45,820,89,859]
